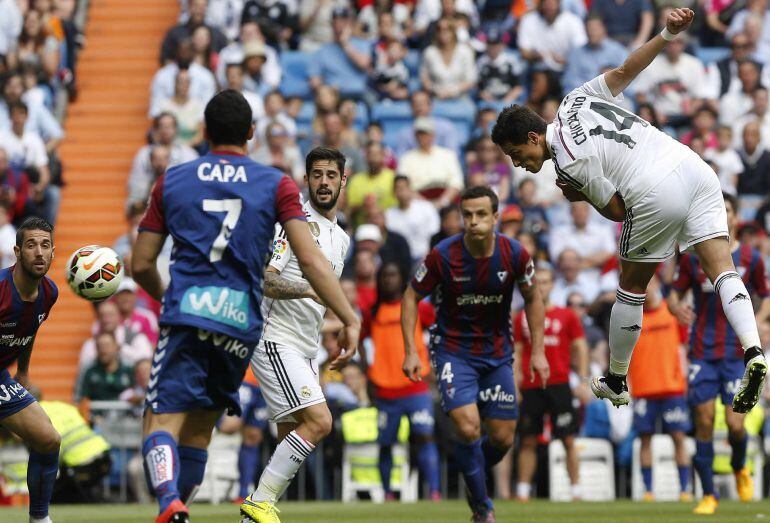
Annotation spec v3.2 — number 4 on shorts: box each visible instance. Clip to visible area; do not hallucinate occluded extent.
[441,362,454,384]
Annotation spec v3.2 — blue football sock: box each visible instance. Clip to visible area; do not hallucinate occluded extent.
[178,446,208,504]
[678,465,690,493]
[237,444,260,499]
[378,445,394,494]
[142,431,180,514]
[455,439,490,510]
[641,466,653,493]
[729,433,748,472]
[27,449,59,519]
[693,440,715,496]
[481,436,508,470]
[417,441,440,494]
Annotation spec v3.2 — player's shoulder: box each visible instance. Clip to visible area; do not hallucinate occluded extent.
[335,224,351,246]
[433,233,463,257]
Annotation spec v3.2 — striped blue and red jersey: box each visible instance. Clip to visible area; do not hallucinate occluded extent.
[673,243,769,360]
[0,266,57,371]
[410,233,534,363]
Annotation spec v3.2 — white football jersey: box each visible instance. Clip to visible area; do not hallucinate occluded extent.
[546,74,694,210]
[260,201,350,357]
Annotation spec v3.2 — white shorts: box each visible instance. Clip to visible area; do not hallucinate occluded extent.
[251,339,325,423]
[619,154,728,262]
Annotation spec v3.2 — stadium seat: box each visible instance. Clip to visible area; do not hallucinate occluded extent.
[695,47,730,65]
[631,435,695,500]
[197,431,242,504]
[372,100,413,148]
[405,49,421,79]
[548,438,616,501]
[432,99,476,148]
[279,51,315,100]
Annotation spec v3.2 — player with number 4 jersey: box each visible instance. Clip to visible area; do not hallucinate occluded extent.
[492,7,766,416]
[402,186,548,523]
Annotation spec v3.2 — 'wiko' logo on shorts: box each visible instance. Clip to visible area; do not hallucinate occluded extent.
[181,286,249,330]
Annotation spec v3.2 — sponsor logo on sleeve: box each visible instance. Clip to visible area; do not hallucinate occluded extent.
[415,263,428,283]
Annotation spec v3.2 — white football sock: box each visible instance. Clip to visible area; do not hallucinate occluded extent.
[714,271,762,350]
[251,430,315,503]
[608,289,646,376]
[516,482,531,499]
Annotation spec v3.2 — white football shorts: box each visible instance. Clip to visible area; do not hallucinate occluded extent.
[618,153,728,262]
[251,339,325,423]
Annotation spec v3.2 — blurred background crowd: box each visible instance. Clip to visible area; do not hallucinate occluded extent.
[2,0,770,507]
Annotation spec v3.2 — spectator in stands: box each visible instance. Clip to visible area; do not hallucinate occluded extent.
[726,0,770,64]
[514,263,588,502]
[733,87,770,149]
[589,0,653,48]
[430,204,462,248]
[225,62,265,125]
[635,33,710,127]
[78,332,135,408]
[365,122,397,168]
[113,277,159,346]
[113,201,146,268]
[627,275,691,501]
[79,300,153,370]
[241,39,274,96]
[420,17,476,99]
[475,28,522,104]
[152,69,204,147]
[517,0,587,72]
[347,140,397,226]
[412,0,477,45]
[0,101,54,222]
[251,122,303,181]
[127,113,196,205]
[562,15,628,93]
[498,204,523,239]
[737,120,770,195]
[150,39,216,117]
[395,90,460,157]
[549,202,615,277]
[256,90,296,142]
[191,24,217,73]
[552,248,601,306]
[0,71,64,154]
[352,247,378,315]
[309,7,372,100]
[0,203,14,268]
[241,0,297,48]
[705,125,743,195]
[8,9,59,83]
[311,85,340,138]
[523,70,562,119]
[215,21,281,92]
[385,175,440,265]
[720,60,764,126]
[118,359,152,409]
[517,178,549,247]
[680,106,719,151]
[0,0,21,58]
[364,205,413,280]
[706,32,770,99]
[338,98,363,148]
[468,136,511,200]
[371,38,410,101]
[0,146,29,223]
[397,117,464,208]
[364,261,441,501]
[358,2,411,42]
[299,0,347,52]
[160,0,227,64]
[315,112,365,174]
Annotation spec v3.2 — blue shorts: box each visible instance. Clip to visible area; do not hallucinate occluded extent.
[688,358,744,407]
[146,326,255,416]
[431,351,518,420]
[0,370,35,421]
[632,395,691,434]
[376,392,435,445]
[238,382,268,429]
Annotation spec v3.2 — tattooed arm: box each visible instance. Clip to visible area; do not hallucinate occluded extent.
[263,267,323,304]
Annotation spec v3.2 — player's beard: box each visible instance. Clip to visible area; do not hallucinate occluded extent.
[309,185,341,211]
[19,253,51,280]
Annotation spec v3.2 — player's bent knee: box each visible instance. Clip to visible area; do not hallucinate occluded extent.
[456,422,481,442]
[33,427,61,454]
[490,432,514,449]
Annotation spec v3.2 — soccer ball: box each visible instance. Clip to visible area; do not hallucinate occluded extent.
[65,245,124,302]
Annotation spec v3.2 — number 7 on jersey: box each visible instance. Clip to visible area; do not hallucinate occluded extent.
[202,198,242,262]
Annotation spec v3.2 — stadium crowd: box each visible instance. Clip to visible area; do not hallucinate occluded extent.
[3,0,770,506]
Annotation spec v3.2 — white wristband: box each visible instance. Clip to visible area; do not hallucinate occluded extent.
[661,27,676,42]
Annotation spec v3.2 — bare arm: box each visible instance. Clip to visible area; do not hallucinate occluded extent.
[630,10,655,49]
[666,287,694,325]
[756,297,770,325]
[520,279,550,385]
[13,340,34,388]
[263,266,320,302]
[401,285,423,382]
[603,8,694,97]
[132,231,167,302]
[571,337,590,380]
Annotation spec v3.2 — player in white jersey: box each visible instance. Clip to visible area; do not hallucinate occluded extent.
[491,8,766,414]
[240,146,350,523]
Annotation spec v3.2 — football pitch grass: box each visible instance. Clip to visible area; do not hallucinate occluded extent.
[2,500,770,522]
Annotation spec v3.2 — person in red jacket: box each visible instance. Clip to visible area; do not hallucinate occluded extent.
[514,262,589,501]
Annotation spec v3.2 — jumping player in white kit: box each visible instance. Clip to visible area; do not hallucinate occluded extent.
[491,8,766,413]
[240,146,350,523]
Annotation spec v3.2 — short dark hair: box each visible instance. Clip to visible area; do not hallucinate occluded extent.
[394,174,409,186]
[8,101,27,115]
[16,217,53,246]
[491,105,547,146]
[305,146,346,175]
[723,192,739,213]
[204,89,253,146]
[153,111,177,129]
[439,204,459,220]
[460,185,499,213]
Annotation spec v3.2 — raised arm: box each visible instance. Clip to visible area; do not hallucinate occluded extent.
[603,8,694,97]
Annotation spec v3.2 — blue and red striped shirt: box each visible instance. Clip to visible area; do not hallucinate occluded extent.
[674,244,769,360]
[0,266,57,371]
[411,233,534,363]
